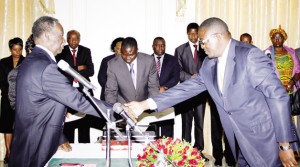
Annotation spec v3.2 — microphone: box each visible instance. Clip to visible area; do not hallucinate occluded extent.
[57,60,97,90]
[265,50,272,59]
[113,103,143,135]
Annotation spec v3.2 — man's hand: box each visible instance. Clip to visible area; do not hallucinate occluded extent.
[159,86,168,93]
[279,145,298,167]
[124,100,149,119]
[78,65,87,71]
[58,141,72,152]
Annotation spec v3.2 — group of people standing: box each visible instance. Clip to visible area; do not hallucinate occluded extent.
[0,15,300,167]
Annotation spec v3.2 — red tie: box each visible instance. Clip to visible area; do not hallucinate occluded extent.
[193,45,198,63]
[156,57,161,76]
[71,49,78,83]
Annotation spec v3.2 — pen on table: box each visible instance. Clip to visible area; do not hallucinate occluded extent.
[59,163,83,166]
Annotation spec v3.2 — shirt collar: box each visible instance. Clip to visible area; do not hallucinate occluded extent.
[69,46,78,52]
[36,45,56,63]
[218,39,232,63]
[154,54,164,60]
[189,41,198,48]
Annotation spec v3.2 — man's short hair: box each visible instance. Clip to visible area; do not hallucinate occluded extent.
[187,22,199,33]
[32,16,59,40]
[121,37,138,49]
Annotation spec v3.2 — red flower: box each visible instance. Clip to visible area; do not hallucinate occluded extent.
[136,137,204,167]
[178,160,185,166]
[189,159,198,165]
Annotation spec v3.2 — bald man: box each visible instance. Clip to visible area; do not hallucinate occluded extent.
[125,17,298,167]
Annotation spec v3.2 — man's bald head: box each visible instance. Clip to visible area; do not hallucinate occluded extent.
[199,17,230,39]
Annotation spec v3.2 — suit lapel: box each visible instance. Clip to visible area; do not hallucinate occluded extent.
[205,58,223,106]
[135,54,142,91]
[185,43,195,67]
[118,57,135,90]
[222,40,236,96]
[160,54,169,79]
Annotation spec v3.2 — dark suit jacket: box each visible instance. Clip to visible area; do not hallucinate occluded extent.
[98,54,116,100]
[9,47,110,167]
[153,53,180,89]
[152,39,297,166]
[0,55,24,96]
[105,52,159,104]
[56,45,94,94]
[174,42,205,82]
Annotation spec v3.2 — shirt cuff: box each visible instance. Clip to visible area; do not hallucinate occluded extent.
[146,98,157,110]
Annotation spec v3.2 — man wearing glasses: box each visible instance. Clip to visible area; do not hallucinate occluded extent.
[125,17,298,167]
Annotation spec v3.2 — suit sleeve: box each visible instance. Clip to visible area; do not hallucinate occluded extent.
[42,64,111,117]
[148,58,160,97]
[174,48,192,81]
[152,75,206,112]
[78,49,94,78]
[247,48,293,142]
[0,59,6,91]
[104,61,118,104]
[98,58,108,88]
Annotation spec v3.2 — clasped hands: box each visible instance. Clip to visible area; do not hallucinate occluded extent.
[123,100,150,123]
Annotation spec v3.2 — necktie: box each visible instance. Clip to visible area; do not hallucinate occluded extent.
[71,49,78,83]
[193,45,198,63]
[129,63,135,88]
[156,57,161,76]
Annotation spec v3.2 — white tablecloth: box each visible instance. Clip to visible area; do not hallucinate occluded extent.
[45,143,146,166]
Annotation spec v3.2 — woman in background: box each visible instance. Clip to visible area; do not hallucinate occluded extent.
[0,37,25,163]
[265,25,300,156]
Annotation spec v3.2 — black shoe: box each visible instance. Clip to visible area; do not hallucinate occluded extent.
[214,159,222,166]
[226,160,236,166]
[4,156,9,164]
[200,152,209,162]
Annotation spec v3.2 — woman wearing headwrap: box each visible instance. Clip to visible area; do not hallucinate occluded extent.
[265,25,300,92]
[265,25,300,156]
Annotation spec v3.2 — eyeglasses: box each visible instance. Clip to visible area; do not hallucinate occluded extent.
[199,33,219,45]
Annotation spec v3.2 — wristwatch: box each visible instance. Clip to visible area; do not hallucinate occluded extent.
[279,145,291,151]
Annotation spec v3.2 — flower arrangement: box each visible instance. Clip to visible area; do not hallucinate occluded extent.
[137,137,205,167]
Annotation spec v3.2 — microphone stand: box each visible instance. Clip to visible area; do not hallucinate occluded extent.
[105,109,112,167]
[81,87,124,167]
[82,87,123,138]
[126,125,133,167]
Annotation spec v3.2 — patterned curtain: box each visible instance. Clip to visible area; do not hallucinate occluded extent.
[194,0,300,50]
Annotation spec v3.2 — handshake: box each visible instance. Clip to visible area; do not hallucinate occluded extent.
[113,100,150,134]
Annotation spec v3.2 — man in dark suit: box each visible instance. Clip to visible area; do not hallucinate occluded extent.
[125,17,298,167]
[151,37,180,138]
[98,37,124,100]
[174,22,208,160]
[9,16,110,167]
[105,36,159,112]
[56,30,98,143]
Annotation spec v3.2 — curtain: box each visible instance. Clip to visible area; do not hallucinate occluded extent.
[0,0,55,161]
[0,0,55,59]
[195,0,300,50]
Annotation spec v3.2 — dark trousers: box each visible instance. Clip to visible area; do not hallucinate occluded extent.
[64,114,90,143]
[64,113,105,143]
[210,95,235,165]
[176,91,207,151]
[154,119,174,138]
